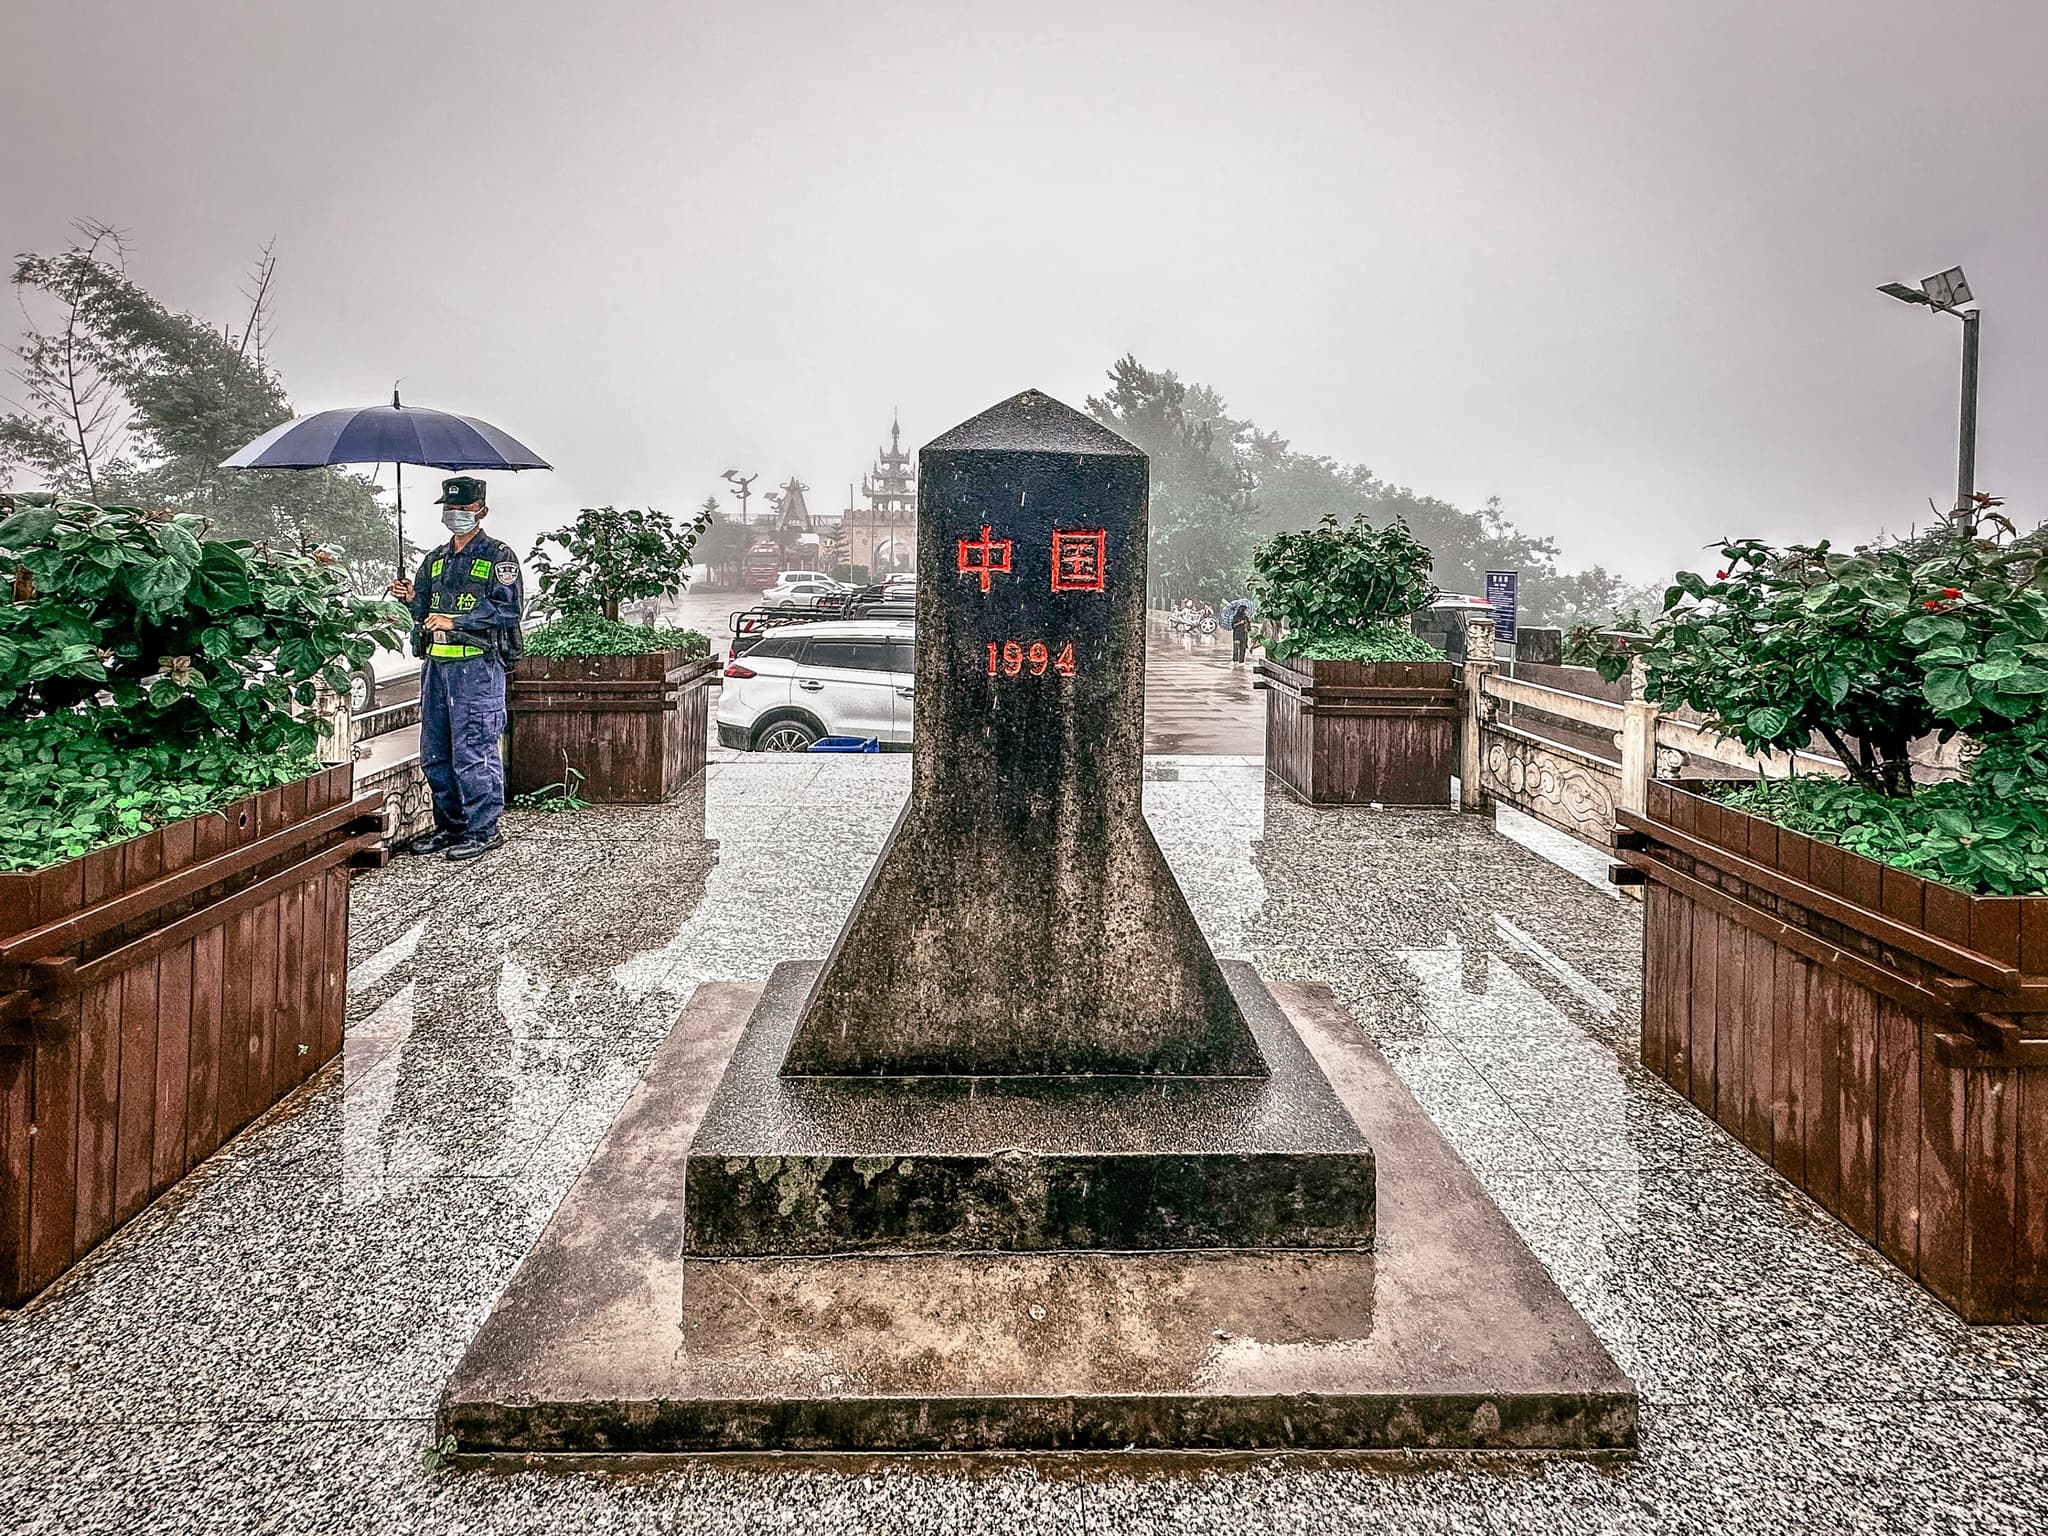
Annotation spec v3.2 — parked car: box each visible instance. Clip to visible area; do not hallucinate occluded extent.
[774,569,836,589]
[725,605,819,667]
[763,578,845,610]
[347,639,422,713]
[717,618,915,751]
[842,573,917,617]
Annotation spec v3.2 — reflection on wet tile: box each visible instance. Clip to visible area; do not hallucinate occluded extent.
[1376,1040,1559,1174]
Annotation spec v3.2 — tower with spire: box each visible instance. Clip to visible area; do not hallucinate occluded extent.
[842,411,918,576]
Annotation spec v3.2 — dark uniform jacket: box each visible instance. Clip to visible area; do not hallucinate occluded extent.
[408,532,524,661]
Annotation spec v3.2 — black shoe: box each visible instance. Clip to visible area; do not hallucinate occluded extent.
[406,827,464,855]
[444,830,506,862]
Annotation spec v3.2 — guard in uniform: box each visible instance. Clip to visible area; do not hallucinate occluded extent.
[386,475,524,860]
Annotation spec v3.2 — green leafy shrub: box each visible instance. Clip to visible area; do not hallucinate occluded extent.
[1635,503,2048,894]
[1268,622,1441,663]
[523,613,708,660]
[528,504,707,623]
[0,493,404,870]
[1251,512,1434,656]
[1629,511,2048,799]
[1716,773,2048,897]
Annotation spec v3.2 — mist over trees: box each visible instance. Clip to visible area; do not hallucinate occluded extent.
[1087,354,1652,626]
[0,221,404,591]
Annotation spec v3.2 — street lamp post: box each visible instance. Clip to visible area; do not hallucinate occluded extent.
[721,468,757,527]
[1878,265,1980,525]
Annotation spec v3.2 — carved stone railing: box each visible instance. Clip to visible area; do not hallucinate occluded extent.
[1467,651,1849,851]
[1474,671,1630,846]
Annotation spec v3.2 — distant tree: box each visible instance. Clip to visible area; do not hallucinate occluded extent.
[1086,355,1258,606]
[1096,354,1626,626]
[694,498,750,588]
[0,222,132,500]
[0,221,404,588]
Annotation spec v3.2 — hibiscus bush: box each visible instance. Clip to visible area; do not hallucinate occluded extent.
[1628,501,2048,893]
[1625,507,2048,798]
[0,493,405,870]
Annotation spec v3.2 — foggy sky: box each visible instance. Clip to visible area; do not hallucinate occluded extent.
[4,0,2045,584]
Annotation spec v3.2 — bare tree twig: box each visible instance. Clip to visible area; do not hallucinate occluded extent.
[237,238,277,365]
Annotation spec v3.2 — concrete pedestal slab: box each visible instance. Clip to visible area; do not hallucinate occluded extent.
[683,962,1376,1256]
[439,977,1637,1456]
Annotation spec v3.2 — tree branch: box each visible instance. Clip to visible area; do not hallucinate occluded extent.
[1814,723,1886,797]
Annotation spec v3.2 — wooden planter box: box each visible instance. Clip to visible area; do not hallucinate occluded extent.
[506,652,715,804]
[0,765,386,1307]
[1616,781,2048,1322]
[1256,657,1459,806]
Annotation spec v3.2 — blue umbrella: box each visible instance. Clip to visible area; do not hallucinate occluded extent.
[221,389,551,574]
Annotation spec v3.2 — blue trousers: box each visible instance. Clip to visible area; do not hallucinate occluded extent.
[420,657,507,840]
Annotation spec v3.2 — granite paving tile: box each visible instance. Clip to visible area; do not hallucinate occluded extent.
[1566,1163,2047,1407]
[5,756,2047,1530]
[1078,1460,1501,1535]
[1467,1399,2048,1535]
[0,1418,1090,1536]
[0,1174,550,1424]
[1375,1039,1561,1174]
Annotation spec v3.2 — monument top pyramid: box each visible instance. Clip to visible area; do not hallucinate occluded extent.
[925,388,1141,457]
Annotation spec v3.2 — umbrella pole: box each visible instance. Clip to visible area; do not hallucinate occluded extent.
[394,463,405,581]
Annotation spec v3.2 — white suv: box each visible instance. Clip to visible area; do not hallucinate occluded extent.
[716,618,915,751]
[763,578,843,610]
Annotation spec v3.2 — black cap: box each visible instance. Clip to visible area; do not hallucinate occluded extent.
[435,475,486,506]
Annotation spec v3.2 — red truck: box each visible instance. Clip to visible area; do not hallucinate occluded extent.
[741,538,783,589]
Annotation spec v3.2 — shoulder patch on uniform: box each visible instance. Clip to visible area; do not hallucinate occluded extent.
[493,561,519,584]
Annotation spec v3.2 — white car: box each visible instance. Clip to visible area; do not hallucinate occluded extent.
[348,639,422,713]
[716,619,914,751]
[763,578,844,610]
[774,569,835,588]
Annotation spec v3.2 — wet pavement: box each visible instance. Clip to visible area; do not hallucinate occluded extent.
[2,756,2045,1532]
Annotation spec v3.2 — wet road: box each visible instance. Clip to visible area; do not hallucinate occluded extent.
[1140,624,1263,754]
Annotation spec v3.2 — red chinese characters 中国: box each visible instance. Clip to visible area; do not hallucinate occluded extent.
[956,525,1014,593]
[1050,529,1107,593]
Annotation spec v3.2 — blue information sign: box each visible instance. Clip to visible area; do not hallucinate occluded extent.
[1485,570,1518,645]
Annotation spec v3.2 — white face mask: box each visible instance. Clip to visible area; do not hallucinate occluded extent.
[441,506,478,535]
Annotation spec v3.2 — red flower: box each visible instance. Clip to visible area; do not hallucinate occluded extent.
[1942,586,1960,598]
[1715,571,1727,580]
[1923,600,1945,611]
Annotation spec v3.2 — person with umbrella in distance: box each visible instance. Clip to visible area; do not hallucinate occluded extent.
[1222,590,1257,666]
[387,475,525,860]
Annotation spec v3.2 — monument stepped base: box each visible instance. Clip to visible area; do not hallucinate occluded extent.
[439,977,1637,1457]
[682,961,1377,1256]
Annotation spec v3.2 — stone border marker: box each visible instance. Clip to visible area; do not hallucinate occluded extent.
[437,390,1636,1457]
[786,388,1261,1079]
